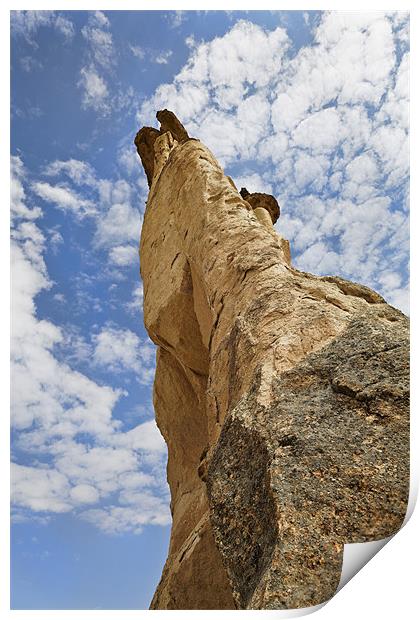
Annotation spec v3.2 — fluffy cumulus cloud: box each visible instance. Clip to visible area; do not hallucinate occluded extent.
[43,159,97,186]
[36,158,143,260]
[12,464,73,513]
[11,159,168,533]
[92,325,155,384]
[108,244,138,267]
[94,202,141,248]
[81,490,171,534]
[32,181,97,219]
[139,12,409,313]
[140,20,290,162]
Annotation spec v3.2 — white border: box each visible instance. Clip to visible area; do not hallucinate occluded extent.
[2,2,418,618]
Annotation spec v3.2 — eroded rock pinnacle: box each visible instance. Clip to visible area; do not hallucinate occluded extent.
[134,110,409,610]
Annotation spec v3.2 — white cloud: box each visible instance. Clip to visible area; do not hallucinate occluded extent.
[117,146,143,177]
[97,178,132,206]
[93,202,141,248]
[341,153,380,202]
[11,284,121,434]
[12,220,48,275]
[92,325,155,384]
[70,484,100,504]
[11,159,169,532]
[139,19,290,140]
[11,10,75,45]
[113,420,166,453]
[383,285,409,315]
[370,121,408,189]
[389,49,409,114]
[77,11,120,115]
[32,181,96,219]
[166,11,187,29]
[155,50,173,65]
[312,13,395,106]
[118,471,156,489]
[92,327,141,371]
[11,463,72,513]
[205,21,289,98]
[91,10,110,28]
[108,244,138,267]
[292,108,343,152]
[14,105,44,120]
[43,159,97,186]
[79,66,110,113]
[147,81,210,128]
[345,153,379,185]
[56,326,93,364]
[81,493,171,534]
[125,283,144,316]
[48,228,64,251]
[130,44,145,60]
[54,445,138,492]
[234,172,273,195]
[293,153,330,192]
[11,156,42,221]
[284,192,409,297]
[35,157,143,267]
[54,14,75,40]
[82,13,115,70]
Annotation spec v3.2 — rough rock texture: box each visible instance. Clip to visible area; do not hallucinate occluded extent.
[135,111,409,610]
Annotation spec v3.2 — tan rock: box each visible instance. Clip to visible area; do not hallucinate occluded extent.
[134,126,160,187]
[135,111,409,609]
[156,109,190,143]
[240,186,281,223]
[252,206,274,229]
[134,111,189,187]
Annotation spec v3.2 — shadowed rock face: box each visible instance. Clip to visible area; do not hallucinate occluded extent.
[134,111,409,610]
[134,126,161,187]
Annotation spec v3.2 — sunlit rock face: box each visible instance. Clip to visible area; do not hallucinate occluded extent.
[135,111,409,610]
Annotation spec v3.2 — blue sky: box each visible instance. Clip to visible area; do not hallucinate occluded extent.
[10,9,409,610]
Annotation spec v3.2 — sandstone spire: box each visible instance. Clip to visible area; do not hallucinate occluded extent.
[134,111,409,610]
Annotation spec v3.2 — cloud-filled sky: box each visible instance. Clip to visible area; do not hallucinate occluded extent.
[10,9,409,609]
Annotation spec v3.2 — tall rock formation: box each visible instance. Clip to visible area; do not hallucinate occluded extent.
[134,111,409,610]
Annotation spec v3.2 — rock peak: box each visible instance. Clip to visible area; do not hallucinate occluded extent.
[134,109,190,186]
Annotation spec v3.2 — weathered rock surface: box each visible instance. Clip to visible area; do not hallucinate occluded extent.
[135,111,409,610]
